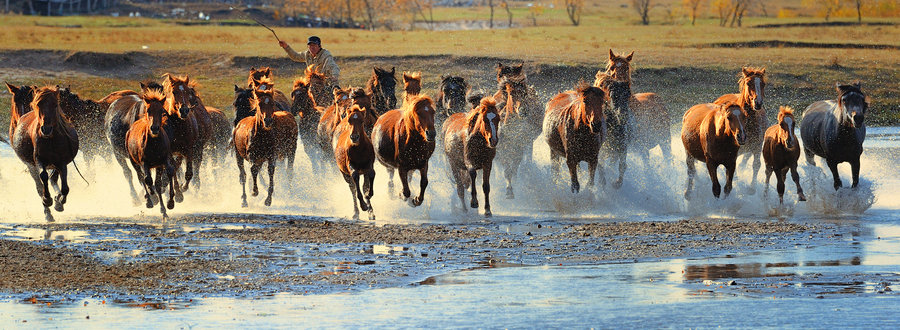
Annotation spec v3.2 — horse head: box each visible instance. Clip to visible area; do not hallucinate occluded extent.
[252,88,277,130]
[468,97,501,148]
[332,86,354,119]
[404,95,436,143]
[576,82,607,135]
[233,84,254,119]
[306,66,332,106]
[740,67,767,112]
[403,71,422,99]
[606,49,634,82]
[142,89,168,138]
[31,87,62,138]
[55,85,82,119]
[496,62,525,83]
[290,76,316,117]
[777,106,797,148]
[162,73,194,119]
[438,75,469,114]
[345,105,367,145]
[6,82,35,118]
[248,67,273,89]
[370,66,398,111]
[716,102,747,146]
[836,82,867,128]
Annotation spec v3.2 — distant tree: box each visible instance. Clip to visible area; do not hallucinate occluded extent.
[564,0,584,26]
[684,0,706,25]
[529,3,546,26]
[851,0,866,23]
[501,0,513,27]
[803,0,844,21]
[728,0,749,27]
[712,0,733,26]
[488,0,495,28]
[633,0,652,25]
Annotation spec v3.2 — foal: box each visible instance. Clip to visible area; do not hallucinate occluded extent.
[443,97,502,217]
[763,106,806,204]
[333,105,377,220]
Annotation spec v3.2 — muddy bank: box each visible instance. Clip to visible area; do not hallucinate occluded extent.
[0,215,840,299]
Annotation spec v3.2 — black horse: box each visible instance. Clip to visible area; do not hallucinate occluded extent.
[364,66,397,117]
[435,75,469,124]
[233,85,255,126]
[800,82,867,190]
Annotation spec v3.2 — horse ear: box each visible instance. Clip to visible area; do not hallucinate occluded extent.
[715,108,728,137]
[742,67,751,76]
[140,82,148,92]
[854,81,861,89]
[391,67,395,75]
[497,62,503,70]
[625,51,634,62]
[835,82,842,92]
[235,85,241,93]
[333,86,341,96]
[250,67,256,71]
[761,67,766,75]
[5,82,16,94]
[608,49,615,61]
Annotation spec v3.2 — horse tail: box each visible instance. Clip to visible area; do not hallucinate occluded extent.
[72,159,90,186]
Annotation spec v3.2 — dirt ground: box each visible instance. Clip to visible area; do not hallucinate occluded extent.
[0,214,842,299]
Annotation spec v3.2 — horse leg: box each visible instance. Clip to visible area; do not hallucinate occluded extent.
[504,155,520,199]
[264,158,276,206]
[613,149,627,189]
[684,155,696,200]
[142,163,155,208]
[165,161,176,210]
[587,158,598,189]
[791,165,806,201]
[191,148,203,192]
[49,169,60,196]
[482,164,493,217]
[353,170,368,212]
[236,155,248,208]
[850,158,860,189]
[567,158,580,194]
[115,154,140,204]
[345,173,360,220]
[387,167,397,198]
[250,162,262,197]
[154,168,168,219]
[706,162,721,199]
[412,165,429,207]
[827,159,842,190]
[453,168,467,213]
[551,154,561,179]
[53,166,69,212]
[28,167,52,221]
[365,168,376,220]
[399,169,412,201]
[39,165,52,207]
[748,152,761,194]
[776,168,787,205]
[181,155,195,192]
[804,147,816,166]
[172,157,184,203]
[723,160,736,198]
[764,166,773,200]
[469,168,479,209]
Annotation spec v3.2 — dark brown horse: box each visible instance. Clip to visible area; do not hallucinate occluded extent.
[681,102,747,199]
[56,86,123,165]
[763,106,806,204]
[365,66,398,117]
[317,86,354,156]
[372,95,437,207]
[291,76,326,171]
[492,63,543,198]
[443,97,502,217]
[125,89,176,218]
[247,66,292,113]
[543,82,608,194]
[333,105,376,220]
[205,105,233,162]
[401,71,422,106]
[305,66,333,108]
[233,87,297,207]
[6,83,35,142]
[435,75,470,124]
[800,82,868,190]
[714,67,768,189]
[11,87,79,221]
[161,76,201,197]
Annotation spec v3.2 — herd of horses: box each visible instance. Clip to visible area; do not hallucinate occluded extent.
[2,49,869,221]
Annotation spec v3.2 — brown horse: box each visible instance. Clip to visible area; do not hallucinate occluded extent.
[543,82,608,194]
[372,95,437,207]
[443,97,502,217]
[681,102,747,199]
[125,89,177,218]
[763,106,806,204]
[317,86,354,156]
[333,105,376,220]
[714,67,768,189]
[304,66,333,108]
[233,87,297,207]
[247,66,292,113]
[12,87,79,221]
[6,83,35,142]
[365,66,398,117]
[595,50,672,183]
[401,71,422,106]
[205,105,233,161]
[56,86,129,165]
[291,76,326,171]
[492,63,543,199]
[160,76,201,197]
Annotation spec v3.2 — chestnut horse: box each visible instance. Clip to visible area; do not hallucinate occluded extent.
[401,71,422,106]
[125,89,176,218]
[247,66,292,113]
[163,74,207,191]
[365,66,398,117]
[303,66,333,108]
[543,82,608,194]
[317,86,354,156]
[372,95,437,206]
[333,105,376,220]
[291,76,325,171]
[681,102,747,199]
[233,87,298,207]
[595,50,672,181]
[6,83,35,142]
[763,106,806,204]
[800,82,868,190]
[435,75,470,125]
[443,97,502,217]
[714,67,768,188]
[12,87,79,221]
[492,63,543,198]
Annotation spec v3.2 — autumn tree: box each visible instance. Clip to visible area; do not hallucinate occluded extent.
[803,0,844,21]
[529,3,546,26]
[851,0,867,23]
[684,0,706,25]
[633,0,651,25]
[564,0,584,26]
[501,0,513,27]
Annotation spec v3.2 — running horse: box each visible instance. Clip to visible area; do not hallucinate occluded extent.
[125,88,177,218]
[543,82,608,194]
[11,87,79,221]
[595,50,672,186]
[333,105,377,220]
[492,63,543,199]
[443,97,502,217]
[316,86,354,157]
[291,76,325,171]
[401,71,422,106]
[233,85,298,207]
[372,95,437,207]
[247,66,292,113]
[713,67,768,190]
[800,82,868,190]
[56,86,115,165]
[681,101,747,199]
[365,66,398,117]
[163,74,208,190]
[434,75,469,125]
[6,83,35,142]
[763,106,806,204]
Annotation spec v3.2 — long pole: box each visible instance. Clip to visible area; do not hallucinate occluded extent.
[253,19,282,43]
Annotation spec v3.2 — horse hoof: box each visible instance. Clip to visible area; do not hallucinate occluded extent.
[412,197,423,207]
[470,200,479,209]
[54,203,64,212]
[484,210,493,218]
[613,180,623,190]
[145,199,154,208]
[368,211,375,221]
[42,197,53,207]
[684,192,692,201]
[45,213,55,222]
[167,200,175,210]
[252,190,259,197]
[174,193,184,203]
[798,193,807,202]
[241,200,248,208]
[360,202,369,212]
[505,187,514,199]
[352,213,360,221]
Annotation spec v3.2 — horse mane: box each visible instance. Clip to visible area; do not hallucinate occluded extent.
[403,71,422,81]
[248,67,272,87]
[161,73,196,94]
[293,76,310,89]
[401,95,434,144]
[466,97,497,132]
[142,88,167,103]
[715,101,742,137]
[251,88,276,113]
[569,81,604,130]
[254,76,275,92]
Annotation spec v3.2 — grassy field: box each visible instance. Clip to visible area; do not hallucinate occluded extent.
[1,8,898,130]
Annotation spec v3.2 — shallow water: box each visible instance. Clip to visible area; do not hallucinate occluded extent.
[1,127,898,326]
